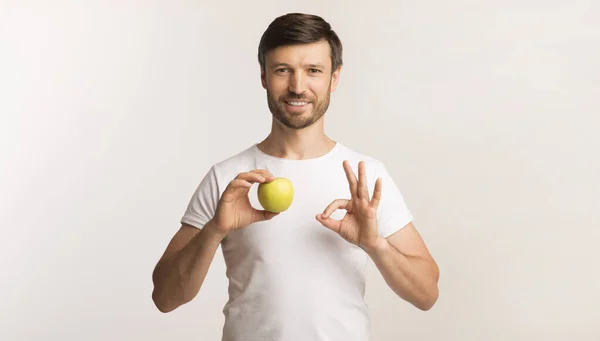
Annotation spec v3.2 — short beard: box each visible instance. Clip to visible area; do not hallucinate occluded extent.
[266,82,331,130]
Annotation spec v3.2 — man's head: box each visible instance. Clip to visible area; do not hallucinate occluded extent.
[258,13,343,130]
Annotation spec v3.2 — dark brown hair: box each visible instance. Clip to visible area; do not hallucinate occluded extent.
[258,13,343,73]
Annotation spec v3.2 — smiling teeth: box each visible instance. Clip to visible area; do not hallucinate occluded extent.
[289,101,308,106]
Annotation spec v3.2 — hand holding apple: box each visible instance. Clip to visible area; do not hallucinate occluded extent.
[212,169,280,235]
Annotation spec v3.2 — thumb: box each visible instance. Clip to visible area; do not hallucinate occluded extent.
[316,214,341,234]
[254,209,280,222]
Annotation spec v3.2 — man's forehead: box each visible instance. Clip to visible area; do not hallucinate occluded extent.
[265,41,331,68]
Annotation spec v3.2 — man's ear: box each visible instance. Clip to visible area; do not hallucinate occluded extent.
[330,65,342,92]
[261,69,267,89]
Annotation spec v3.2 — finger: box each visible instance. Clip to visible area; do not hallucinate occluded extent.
[358,161,369,200]
[228,179,253,189]
[236,172,266,183]
[315,214,342,234]
[321,199,350,219]
[343,160,358,197]
[370,177,382,208]
[250,169,276,182]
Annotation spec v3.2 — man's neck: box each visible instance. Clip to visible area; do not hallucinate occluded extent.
[257,119,336,160]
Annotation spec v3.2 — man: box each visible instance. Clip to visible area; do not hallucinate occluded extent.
[152,12,439,341]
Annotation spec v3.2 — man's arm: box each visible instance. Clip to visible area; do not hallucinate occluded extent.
[366,222,440,311]
[151,220,226,313]
[152,169,279,313]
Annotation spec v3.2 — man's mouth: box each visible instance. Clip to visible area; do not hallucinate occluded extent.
[285,100,310,107]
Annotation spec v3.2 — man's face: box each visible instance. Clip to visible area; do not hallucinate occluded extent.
[261,40,341,130]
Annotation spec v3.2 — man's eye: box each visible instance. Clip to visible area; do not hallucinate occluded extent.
[276,68,289,73]
[309,69,321,73]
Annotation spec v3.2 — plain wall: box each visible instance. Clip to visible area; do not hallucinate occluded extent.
[1,1,598,340]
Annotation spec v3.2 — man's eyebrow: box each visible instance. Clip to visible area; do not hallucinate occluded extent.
[270,62,290,69]
[270,62,326,69]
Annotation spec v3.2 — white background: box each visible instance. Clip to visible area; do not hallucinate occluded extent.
[1,1,599,340]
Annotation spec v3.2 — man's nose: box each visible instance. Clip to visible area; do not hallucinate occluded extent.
[288,73,307,95]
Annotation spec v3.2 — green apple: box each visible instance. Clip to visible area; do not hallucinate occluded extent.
[257,177,294,213]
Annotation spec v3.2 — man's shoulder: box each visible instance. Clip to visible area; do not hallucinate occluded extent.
[335,142,386,169]
[207,144,260,178]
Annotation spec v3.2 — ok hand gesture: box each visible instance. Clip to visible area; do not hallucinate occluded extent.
[316,161,383,252]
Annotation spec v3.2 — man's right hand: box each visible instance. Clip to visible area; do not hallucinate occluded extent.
[152,169,280,312]
[209,169,279,236]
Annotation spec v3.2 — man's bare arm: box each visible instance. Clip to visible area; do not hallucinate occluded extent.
[151,220,226,313]
[367,222,440,311]
[152,169,279,313]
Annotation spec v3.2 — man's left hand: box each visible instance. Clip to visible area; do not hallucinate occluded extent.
[316,160,383,252]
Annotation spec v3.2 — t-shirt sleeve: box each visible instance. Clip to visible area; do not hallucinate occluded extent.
[375,163,414,238]
[180,166,220,230]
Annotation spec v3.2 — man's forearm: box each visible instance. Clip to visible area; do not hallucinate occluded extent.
[152,220,226,312]
[366,238,439,310]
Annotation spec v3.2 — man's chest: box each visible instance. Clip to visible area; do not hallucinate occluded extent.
[220,169,366,270]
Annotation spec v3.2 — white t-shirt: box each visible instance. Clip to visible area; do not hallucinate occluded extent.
[181,142,413,341]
